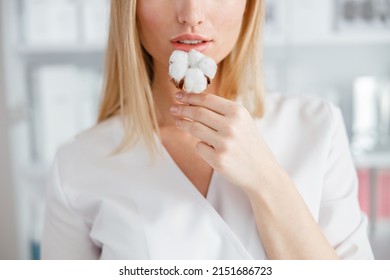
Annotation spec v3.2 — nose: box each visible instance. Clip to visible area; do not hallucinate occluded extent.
[177,0,205,27]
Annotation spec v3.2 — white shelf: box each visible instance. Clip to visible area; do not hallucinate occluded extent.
[264,33,390,48]
[17,44,106,56]
[292,33,390,47]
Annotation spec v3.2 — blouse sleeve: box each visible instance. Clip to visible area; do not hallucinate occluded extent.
[41,156,100,259]
[318,103,374,259]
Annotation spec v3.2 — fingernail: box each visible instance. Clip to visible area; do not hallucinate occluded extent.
[176,119,182,127]
[170,106,178,113]
[175,92,183,100]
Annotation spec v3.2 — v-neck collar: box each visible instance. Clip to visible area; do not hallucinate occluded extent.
[157,138,254,260]
[159,142,216,200]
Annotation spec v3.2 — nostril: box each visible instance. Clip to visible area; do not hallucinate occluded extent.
[178,18,204,27]
[177,12,205,27]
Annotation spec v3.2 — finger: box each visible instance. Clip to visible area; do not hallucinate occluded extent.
[176,118,219,148]
[170,104,225,132]
[175,92,235,116]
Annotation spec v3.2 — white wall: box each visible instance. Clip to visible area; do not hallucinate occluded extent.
[0,0,19,259]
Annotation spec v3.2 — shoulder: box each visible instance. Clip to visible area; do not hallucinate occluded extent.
[257,94,352,211]
[256,93,345,169]
[53,115,154,179]
[264,92,340,122]
[260,92,342,136]
[51,115,157,198]
[53,115,143,185]
[56,115,124,161]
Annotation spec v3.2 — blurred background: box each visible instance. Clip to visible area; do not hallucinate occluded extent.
[0,0,389,259]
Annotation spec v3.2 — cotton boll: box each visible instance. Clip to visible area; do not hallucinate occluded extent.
[188,50,205,68]
[169,50,188,65]
[168,49,217,93]
[198,57,217,80]
[169,62,187,82]
[184,68,208,94]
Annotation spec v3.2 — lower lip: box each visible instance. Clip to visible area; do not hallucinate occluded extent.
[172,41,211,52]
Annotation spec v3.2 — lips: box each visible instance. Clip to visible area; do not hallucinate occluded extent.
[171,34,212,52]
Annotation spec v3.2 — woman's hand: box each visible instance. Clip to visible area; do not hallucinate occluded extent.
[170,91,340,259]
[170,91,281,193]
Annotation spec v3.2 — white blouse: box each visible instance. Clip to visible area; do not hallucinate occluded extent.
[41,93,374,259]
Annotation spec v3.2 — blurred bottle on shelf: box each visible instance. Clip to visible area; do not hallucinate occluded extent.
[335,0,390,31]
[352,76,390,153]
[377,171,390,218]
[358,169,390,218]
[352,76,379,152]
[378,81,390,149]
[358,169,371,215]
[29,194,44,260]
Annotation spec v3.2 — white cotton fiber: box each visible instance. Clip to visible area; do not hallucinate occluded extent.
[188,50,205,68]
[197,57,217,80]
[168,49,217,94]
[169,50,188,64]
[184,68,208,94]
[169,61,187,82]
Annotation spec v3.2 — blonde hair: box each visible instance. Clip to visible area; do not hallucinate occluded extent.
[98,0,265,155]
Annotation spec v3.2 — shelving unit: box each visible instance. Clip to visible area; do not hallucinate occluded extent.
[17,45,105,56]
[0,0,389,259]
[263,0,390,136]
[0,0,108,259]
[263,3,390,260]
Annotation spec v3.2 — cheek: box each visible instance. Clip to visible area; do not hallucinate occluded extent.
[137,3,170,50]
[137,5,161,39]
[222,15,243,40]
[221,2,246,37]
[212,3,246,60]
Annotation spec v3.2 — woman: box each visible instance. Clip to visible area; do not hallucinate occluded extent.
[41,0,373,259]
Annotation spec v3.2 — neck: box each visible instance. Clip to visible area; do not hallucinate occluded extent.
[152,60,220,128]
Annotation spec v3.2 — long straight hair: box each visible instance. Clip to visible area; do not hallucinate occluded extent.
[98,0,266,156]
